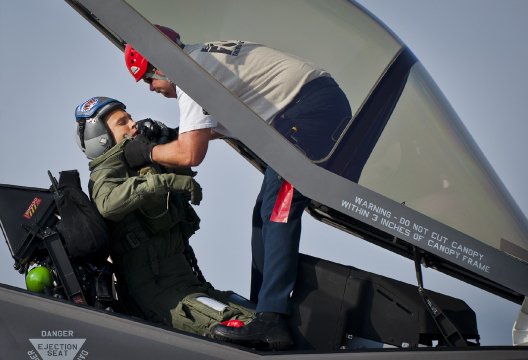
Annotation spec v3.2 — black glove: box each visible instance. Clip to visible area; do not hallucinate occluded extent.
[137,118,179,144]
[124,134,156,169]
[165,126,179,142]
[136,118,163,141]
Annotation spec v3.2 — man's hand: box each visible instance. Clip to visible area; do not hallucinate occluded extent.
[124,134,156,169]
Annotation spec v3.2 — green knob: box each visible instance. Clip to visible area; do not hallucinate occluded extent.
[25,266,53,293]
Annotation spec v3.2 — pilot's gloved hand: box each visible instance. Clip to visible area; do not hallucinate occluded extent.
[136,118,164,142]
[124,134,155,169]
[165,174,202,205]
[187,178,202,205]
[137,119,179,144]
[165,126,180,143]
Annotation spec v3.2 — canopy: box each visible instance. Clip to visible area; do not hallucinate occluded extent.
[66,0,528,301]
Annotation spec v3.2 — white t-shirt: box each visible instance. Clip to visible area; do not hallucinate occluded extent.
[177,41,329,137]
[176,86,232,137]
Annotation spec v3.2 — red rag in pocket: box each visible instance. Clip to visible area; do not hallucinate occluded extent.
[270,180,294,223]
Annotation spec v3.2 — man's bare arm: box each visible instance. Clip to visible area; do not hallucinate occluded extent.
[151,128,211,167]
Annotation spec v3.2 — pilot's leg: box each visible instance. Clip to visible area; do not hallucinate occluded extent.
[170,292,255,337]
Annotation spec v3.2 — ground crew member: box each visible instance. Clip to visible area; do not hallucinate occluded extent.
[122,26,352,350]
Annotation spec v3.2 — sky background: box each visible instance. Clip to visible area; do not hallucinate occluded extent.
[1,0,527,346]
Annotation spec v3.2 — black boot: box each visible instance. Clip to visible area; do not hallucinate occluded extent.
[212,312,293,350]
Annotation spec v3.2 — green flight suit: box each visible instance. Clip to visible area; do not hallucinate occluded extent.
[88,139,254,337]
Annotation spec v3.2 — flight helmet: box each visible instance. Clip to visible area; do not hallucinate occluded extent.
[75,96,126,159]
[26,266,53,293]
